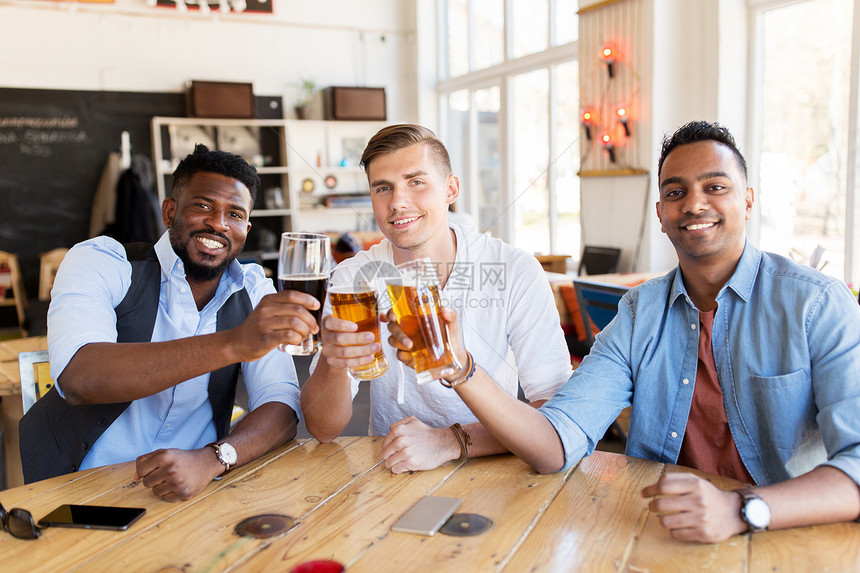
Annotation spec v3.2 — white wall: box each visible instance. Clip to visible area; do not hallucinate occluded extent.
[0,0,417,121]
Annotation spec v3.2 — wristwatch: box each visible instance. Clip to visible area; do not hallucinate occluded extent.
[209,441,238,475]
[736,488,771,532]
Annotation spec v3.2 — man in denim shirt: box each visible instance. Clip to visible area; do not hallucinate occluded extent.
[390,121,860,542]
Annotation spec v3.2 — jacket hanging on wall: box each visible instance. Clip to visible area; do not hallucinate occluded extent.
[108,154,163,244]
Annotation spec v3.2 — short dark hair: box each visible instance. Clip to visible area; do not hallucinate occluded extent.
[360,124,453,176]
[658,121,747,181]
[171,143,261,204]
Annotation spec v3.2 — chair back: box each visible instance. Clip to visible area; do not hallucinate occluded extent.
[38,248,69,301]
[0,250,28,334]
[18,350,54,414]
[573,279,629,348]
[578,245,622,276]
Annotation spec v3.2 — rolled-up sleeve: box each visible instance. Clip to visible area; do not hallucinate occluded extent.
[47,238,132,395]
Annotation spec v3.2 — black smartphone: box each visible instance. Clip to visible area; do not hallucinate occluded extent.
[37,504,146,531]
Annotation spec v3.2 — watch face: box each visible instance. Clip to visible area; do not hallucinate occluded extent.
[218,442,238,465]
[744,497,771,529]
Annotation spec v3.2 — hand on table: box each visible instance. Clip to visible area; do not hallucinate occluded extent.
[381,416,460,474]
[135,448,223,502]
[640,472,747,543]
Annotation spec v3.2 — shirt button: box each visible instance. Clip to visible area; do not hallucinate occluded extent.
[682,378,690,385]
[670,431,678,438]
[180,287,187,294]
[691,323,697,330]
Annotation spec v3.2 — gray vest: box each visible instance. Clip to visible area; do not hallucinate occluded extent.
[19,243,251,483]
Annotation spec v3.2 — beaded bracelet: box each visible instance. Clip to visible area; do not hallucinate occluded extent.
[439,351,475,388]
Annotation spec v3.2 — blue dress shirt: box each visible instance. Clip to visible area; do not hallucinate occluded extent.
[541,242,860,486]
[47,233,300,471]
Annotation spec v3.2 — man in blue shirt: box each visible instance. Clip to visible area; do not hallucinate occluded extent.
[24,144,320,502]
[387,121,860,542]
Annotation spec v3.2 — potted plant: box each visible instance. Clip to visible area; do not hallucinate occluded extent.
[295,78,316,119]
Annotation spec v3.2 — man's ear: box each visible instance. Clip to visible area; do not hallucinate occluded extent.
[445,174,460,206]
[162,197,176,228]
[655,201,666,234]
[744,187,755,220]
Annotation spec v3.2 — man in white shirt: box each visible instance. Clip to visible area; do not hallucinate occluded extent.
[300,124,572,473]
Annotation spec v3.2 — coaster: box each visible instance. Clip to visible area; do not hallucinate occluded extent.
[439,513,494,537]
[234,514,295,538]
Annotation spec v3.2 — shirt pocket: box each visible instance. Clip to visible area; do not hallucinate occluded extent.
[749,369,816,453]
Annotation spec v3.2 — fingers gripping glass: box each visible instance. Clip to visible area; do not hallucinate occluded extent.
[1,502,41,540]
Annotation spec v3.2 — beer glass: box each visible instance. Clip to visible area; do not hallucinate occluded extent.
[386,258,462,384]
[277,232,332,355]
[328,267,389,380]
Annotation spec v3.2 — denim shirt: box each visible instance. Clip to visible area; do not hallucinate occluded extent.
[541,242,860,486]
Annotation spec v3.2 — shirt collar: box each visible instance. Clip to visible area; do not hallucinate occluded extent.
[668,240,762,307]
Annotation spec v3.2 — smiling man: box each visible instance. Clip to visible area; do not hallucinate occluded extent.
[437,121,860,543]
[20,144,321,501]
[300,124,572,473]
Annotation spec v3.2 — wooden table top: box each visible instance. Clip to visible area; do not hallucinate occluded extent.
[0,437,857,571]
[0,336,46,396]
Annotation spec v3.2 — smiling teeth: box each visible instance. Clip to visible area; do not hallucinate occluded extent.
[197,237,224,249]
[393,217,419,226]
[686,223,714,231]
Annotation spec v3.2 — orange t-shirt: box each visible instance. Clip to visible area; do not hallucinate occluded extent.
[676,309,754,484]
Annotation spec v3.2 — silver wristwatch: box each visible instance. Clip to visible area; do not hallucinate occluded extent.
[209,441,238,474]
[736,488,771,532]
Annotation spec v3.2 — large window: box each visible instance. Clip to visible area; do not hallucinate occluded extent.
[754,0,855,281]
[439,0,579,258]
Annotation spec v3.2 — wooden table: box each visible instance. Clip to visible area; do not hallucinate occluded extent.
[1,437,856,571]
[0,336,46,489]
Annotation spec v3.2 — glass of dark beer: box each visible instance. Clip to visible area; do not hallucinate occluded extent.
[328,266,389,380]
[386,258,462,384]
[277,232,332,355]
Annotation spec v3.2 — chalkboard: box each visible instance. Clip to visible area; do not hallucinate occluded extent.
[0,88,281,302]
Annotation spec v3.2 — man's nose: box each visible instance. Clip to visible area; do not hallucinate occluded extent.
[389,185,410,210]
[206,209,230,230]
[682,188,709,214]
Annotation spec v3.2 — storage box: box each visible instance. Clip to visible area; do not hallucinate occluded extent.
[186,81,255,119]
[323,87,386,121]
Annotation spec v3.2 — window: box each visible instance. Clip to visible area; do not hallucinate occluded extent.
[753,0,855,281]
[439,0,579,258]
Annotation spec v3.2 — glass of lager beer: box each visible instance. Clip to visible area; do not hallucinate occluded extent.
[328,267,389,380]
[277,232,332,355]
[386,258,462,384]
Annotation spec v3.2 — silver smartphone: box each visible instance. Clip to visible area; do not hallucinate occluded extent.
[391,495,462,536]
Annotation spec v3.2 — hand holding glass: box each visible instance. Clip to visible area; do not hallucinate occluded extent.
[277,232,332,355]
[328,268,389,380]
[386,258,462,384]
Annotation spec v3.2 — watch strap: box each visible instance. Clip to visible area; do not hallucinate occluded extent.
[735,488,769,532]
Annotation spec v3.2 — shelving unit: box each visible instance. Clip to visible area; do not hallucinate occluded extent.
[151,117,386,261]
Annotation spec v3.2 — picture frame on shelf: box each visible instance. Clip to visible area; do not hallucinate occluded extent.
[169,124,216,163]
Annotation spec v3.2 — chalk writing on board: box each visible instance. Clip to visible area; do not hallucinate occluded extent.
[0,115,88,157]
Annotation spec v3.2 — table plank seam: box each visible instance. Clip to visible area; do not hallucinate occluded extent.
[496,464,578,572]
[614,461,666,572]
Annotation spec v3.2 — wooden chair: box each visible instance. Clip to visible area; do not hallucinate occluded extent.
[18,350,53,414]
[38,248,69,301]
[0,250,28,335]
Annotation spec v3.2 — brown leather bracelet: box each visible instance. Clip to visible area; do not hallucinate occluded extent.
[449,423,472,462]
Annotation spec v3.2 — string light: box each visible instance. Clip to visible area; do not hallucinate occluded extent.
[602,133,616,164]
[601,46,615,79]
[616,107,630,136]
[582,110,595,141]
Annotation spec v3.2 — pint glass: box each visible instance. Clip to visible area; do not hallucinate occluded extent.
[277,232,332,355]
[386,258,462,384]
[329,269,389,380]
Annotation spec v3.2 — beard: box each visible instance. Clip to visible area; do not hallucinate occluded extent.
[169,223,236,283]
